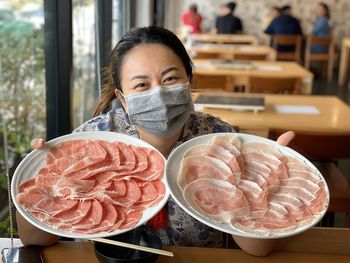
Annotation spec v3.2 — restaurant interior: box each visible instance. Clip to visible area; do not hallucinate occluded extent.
[1,0,350,262]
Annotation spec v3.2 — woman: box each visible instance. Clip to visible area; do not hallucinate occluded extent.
[17,26,294,256]
[181,4,202,34]
[311,2,331,53]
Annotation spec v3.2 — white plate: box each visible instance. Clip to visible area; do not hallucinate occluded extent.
[12,131,169,239]
[166,133,330,239]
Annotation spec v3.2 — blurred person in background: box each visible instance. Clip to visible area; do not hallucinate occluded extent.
[262,6,281,31]
[311,2,331,53]
[264,5,303,51]
[212,2,243,34]
[181,3,203,34]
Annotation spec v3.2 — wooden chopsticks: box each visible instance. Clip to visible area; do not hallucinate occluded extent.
[89,238,174,257]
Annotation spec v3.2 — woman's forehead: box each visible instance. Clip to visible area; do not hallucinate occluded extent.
[121,44,184,76]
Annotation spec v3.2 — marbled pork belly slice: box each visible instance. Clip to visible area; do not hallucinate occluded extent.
[60,199,103,232]
[47,140,107,175]
[209,135,244,170]
[244,160,280,186]
[280,177,324,198]
[242,150,288,179]
[184,144,241,179]
[241,169,268,190]
[17,185,77,217]
[62,140,121,179]
[35,173,95,198]
[75,202,118,234]
[242,141,286,164]
[269,193,313,222]
[183,178,250,224]
[287,169,323,185]
[275,186,326,214]
[285,156,318,173]
[178,155,235,189]
[237,179,268,218]
[233,202,297,233]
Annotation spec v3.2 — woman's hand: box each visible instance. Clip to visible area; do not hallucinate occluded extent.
[276,131,295,146]
[31,138,46,149]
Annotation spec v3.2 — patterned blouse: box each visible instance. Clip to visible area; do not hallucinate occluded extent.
[74,108,236,247]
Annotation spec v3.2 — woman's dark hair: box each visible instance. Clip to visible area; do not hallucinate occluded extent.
[319,2,330,19]
[93,26,193,116]
[189,4,198,13]
[226,2,237,12]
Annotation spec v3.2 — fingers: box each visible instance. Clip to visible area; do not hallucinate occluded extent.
[31,138,46,149]
[276,131,295,146]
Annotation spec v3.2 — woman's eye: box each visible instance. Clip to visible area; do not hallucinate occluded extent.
[163,76,178,83]
[135,83,148,89]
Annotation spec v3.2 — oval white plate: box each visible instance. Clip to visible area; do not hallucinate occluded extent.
[166,133,330,239]
[12,131,169,239]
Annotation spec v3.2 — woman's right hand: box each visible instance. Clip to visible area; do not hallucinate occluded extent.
[31,138,46,149]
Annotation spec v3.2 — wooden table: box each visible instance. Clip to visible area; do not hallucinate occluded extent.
[191,34,258,45]
[338,38,350,87]
[190,44,276,60]
[40,227,350,263]
[193,60,313,94]
[193,93,350,137]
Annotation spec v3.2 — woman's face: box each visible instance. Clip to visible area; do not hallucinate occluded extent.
[118,43,188,98]
[316,5,326,17]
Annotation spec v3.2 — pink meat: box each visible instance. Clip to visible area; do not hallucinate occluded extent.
[17,139,166,234]
[178,134,328,235]
[17,186,77,216]
[47,200,92,226]
[49,140,107,175]
[243,151,288,179]
[118,209,143,230]
[62,140,121,179]
[179,156,236,189]
[183,178,250,224]
[184,144,241,178]
[76,202,118,234]
[209,135,244,170]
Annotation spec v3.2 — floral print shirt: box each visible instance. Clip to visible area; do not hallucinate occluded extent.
[74,108,236,247]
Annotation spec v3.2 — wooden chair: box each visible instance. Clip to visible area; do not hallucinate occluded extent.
[273,35,302,63]
[269,130,350,226]
[247,76,300,94]
[304,35,335,81]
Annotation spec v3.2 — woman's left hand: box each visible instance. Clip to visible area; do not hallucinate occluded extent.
[276,131,295,146]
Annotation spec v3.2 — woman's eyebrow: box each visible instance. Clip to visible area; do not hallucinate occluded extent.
[130,74,149,81]
[161,67,178,76]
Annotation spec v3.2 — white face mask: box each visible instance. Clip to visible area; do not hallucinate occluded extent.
[123,83,194,138]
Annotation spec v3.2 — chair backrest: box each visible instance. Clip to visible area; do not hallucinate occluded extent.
[305,35,334,60]
[273,35,302,62]
[193,52,220,59]
[247,76,300,94]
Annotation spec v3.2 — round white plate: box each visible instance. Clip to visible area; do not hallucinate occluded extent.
[12,131,169,239]
[166,132,330,239]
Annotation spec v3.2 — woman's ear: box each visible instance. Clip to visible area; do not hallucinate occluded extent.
[115,89,128,112]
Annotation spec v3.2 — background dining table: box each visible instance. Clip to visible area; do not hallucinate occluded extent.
[193,92,350,138]
[193,60,313,94]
